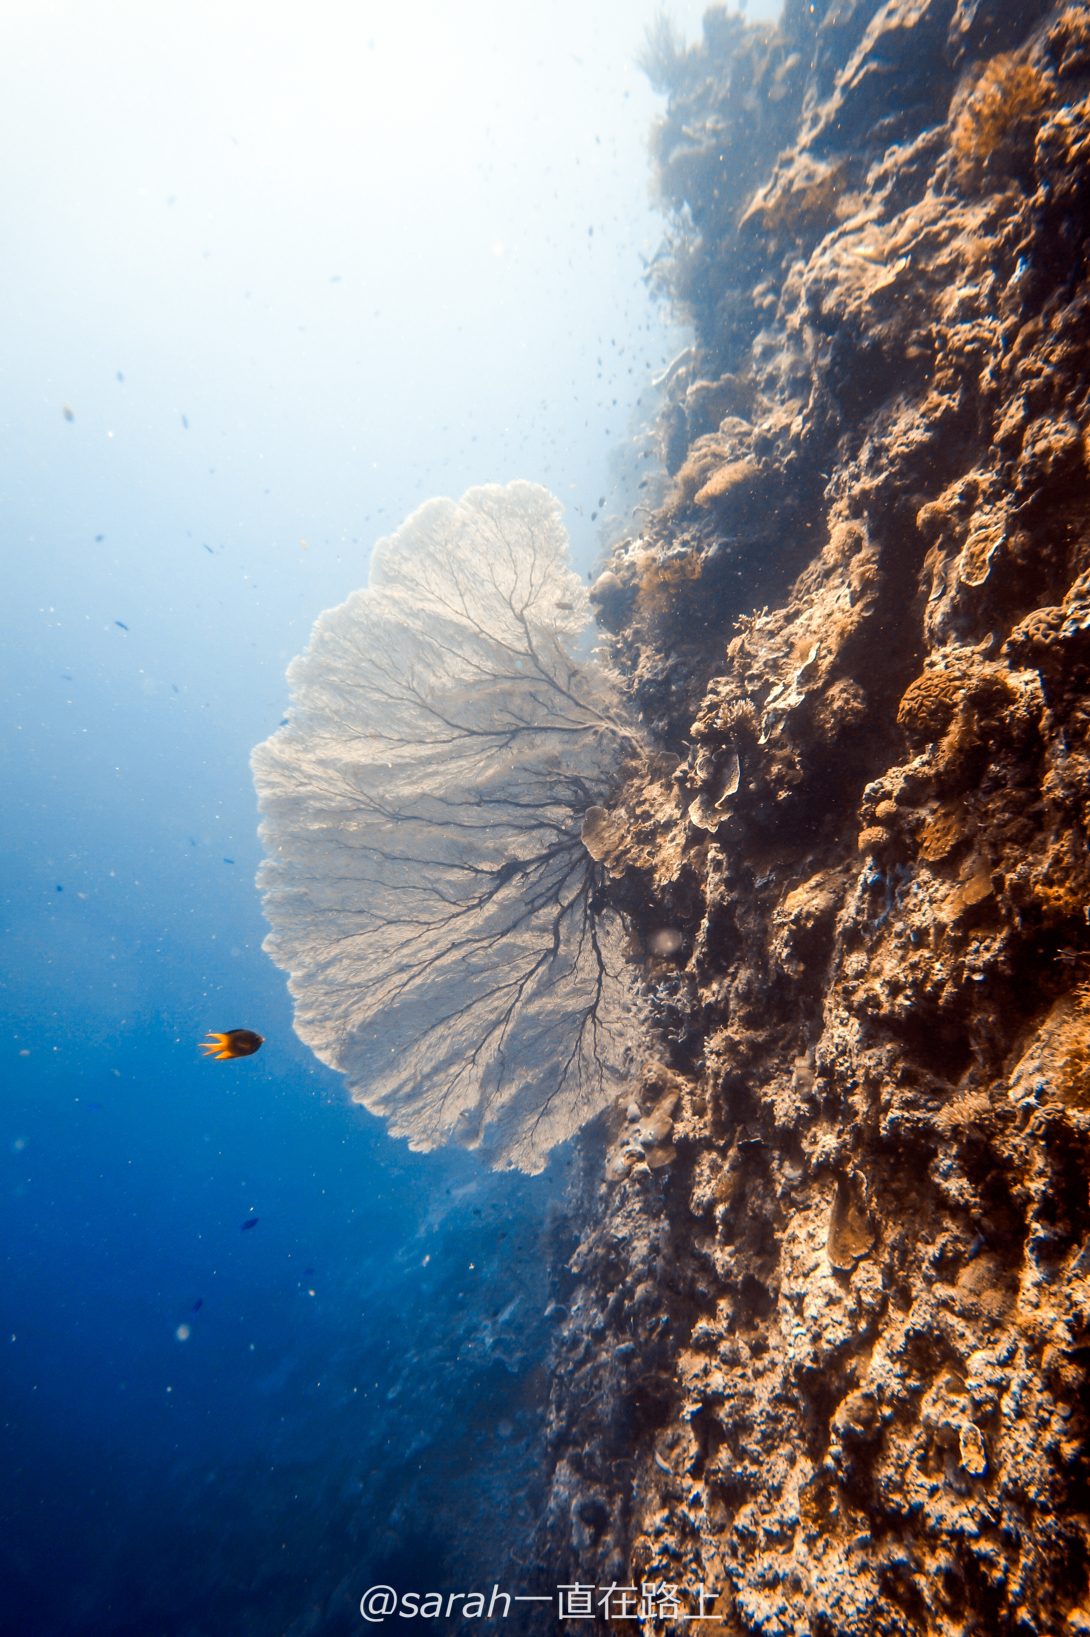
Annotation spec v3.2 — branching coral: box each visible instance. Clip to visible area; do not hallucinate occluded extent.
[252,482,646,1173]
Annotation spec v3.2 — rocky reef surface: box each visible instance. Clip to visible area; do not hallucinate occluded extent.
[531,1,1090,1630]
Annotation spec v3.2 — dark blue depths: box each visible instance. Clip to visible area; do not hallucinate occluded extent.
[1,918,557,1636]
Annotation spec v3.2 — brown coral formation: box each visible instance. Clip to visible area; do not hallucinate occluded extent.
[534,0,1090,1629]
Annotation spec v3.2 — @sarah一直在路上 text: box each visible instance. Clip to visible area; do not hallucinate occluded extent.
[359,1583,721,1620]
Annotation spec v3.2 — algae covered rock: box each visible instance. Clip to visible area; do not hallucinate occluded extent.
[529,0,1090,1627]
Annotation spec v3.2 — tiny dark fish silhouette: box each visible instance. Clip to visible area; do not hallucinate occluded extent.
[62,404,74,421]
[115,621,128,631]
[192,1297,203,1312]
[223,858,234,865]
[181,415,189,429]
[85,1100,103,1110]
[279,718,289,727]
[172,684,179,693]
[201,1028,264,1060]
[303,1267,315,1277]
[56,884,63,892]
[62,673,72,680]
[203,544,213,554]
[241,1217,259,1232]
[95,534,104,542]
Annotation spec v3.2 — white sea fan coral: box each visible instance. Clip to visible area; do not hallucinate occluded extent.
[252,481,644,1173]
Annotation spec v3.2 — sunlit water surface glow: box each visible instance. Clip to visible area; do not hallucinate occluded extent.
[0,1,777,1631]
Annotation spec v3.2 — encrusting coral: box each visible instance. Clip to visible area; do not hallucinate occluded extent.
[524,1,1090,1631]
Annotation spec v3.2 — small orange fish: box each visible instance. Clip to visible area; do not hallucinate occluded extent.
[200,1028,264,1060]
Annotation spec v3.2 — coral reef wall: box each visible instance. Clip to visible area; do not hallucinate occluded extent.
[533,1,1090,1629]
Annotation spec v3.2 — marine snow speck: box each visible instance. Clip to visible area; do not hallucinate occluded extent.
[200,1029,264,1060]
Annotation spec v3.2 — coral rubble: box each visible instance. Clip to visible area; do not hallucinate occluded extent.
[534,1,1090,1629]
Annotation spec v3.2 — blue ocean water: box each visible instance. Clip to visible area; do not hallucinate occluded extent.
[0,2,773,1628]
[2,774,570,1632]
